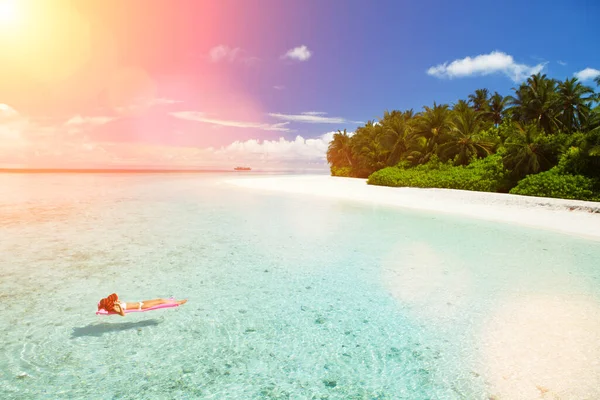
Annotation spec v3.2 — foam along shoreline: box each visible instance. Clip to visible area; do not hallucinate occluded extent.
[224,175,600,242]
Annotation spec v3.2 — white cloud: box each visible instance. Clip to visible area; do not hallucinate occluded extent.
[65,115,114,126]
[92,133,338,169]
[268,112,362,124]
[210,130,356,169]
[0,103,19,120]
[557,60,567,66]
[208,45,259,66]
[117,131,344,169]
[282,45,312,62]
[170,111,292,132]
[426,51,545,82]
[273,85,286,90]
[209,45,242,62]
[0,104,350,170]
[91,134,335,169]
[301,111,327,116]
[574,68,600,82]
[0,106,348,169]
[213,131,338,165]
[0,106,58,155]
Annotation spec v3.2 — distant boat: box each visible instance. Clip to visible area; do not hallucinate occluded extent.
[234,166,251,171]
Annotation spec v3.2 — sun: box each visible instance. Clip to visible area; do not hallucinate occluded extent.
[0,0,19,25]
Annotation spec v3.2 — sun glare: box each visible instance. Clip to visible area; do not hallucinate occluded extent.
[0,0,19,25]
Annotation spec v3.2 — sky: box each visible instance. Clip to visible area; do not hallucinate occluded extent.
[0,0,599,170]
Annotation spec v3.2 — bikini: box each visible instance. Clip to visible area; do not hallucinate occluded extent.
[116,301,144,311]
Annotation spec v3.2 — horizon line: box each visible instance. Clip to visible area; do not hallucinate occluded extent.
[0,167,329,174]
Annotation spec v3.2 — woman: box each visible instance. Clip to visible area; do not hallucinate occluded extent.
[98,293,187,316]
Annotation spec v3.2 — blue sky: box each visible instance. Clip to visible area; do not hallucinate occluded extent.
[1,0,599,168]
[251,0,600,136]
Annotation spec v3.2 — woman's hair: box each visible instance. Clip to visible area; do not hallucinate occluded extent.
[98,293,119,311]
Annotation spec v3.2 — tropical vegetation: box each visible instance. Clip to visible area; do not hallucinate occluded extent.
[326,73,600,201]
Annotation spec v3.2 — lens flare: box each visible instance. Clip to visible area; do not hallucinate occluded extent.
[0,0,18,25]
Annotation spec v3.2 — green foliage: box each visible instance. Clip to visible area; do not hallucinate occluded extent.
[477,125,503,144]
[330,166,353,177]
[365,167,400,187]
[509,168,599,201]
[556,78,595,133]
[367,155,508,192]
[485,92,508,126]
[501,123,561,180]
[494,119,516,144]
[348,121,389,178]
[327,71,600,200]
[557,147,589,175]
[438,107,494,165]
[326,129,354,168]
[556,130,600,178]
[468,88,490,113]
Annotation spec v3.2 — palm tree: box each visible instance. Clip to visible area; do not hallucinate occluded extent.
[505,84,529,122]
[468,89,490,112]
[326,129,353,168]
[412,103,453,160]
[589,75,600,102]
[587,106,600,134]
[439,108,495,165]
[524,73,560,133]
[485,92,507,126]
[402,135,429,165]
[452,99,471,114]
[556,78,594,133]
[349,122,388,177]
[380,110,417,166]
[502,122,556,178]
[506,73,560,134]
[581,108,600,175]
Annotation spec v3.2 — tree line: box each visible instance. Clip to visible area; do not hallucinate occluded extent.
[326,73,600,200]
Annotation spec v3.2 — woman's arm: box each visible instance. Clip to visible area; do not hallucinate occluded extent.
[114,303,126,317]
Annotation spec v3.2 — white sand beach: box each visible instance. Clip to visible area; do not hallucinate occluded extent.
[224,175,600,242]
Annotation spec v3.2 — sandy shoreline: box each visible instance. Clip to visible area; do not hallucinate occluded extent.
[224,175,600,242]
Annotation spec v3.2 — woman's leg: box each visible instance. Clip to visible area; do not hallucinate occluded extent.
[139,298,187,309]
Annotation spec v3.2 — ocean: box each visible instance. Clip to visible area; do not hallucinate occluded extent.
[1,173,599,399]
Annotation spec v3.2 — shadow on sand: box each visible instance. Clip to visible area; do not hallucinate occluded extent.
[71,319,162,338]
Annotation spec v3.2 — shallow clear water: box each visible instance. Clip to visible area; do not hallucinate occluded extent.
[1,173,599,400]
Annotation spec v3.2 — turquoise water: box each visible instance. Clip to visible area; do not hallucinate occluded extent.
[1,173,600,399]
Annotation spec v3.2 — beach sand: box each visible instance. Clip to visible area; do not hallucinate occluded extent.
[224,175,600,242]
